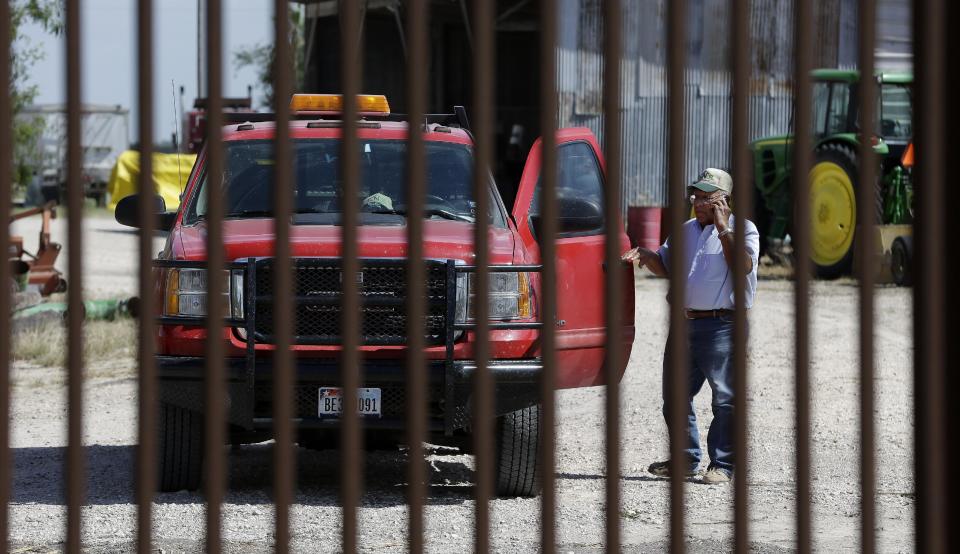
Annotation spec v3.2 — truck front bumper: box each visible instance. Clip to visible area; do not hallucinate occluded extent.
[157,355,542,435]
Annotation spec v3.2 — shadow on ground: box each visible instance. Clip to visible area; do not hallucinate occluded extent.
[11,442,474,507]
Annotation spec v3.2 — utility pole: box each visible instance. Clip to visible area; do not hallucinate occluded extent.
[196,0,205,98]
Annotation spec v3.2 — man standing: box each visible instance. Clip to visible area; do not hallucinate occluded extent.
[623,168,759,484]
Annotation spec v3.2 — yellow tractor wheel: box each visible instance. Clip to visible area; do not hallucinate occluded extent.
[808,144,859,277]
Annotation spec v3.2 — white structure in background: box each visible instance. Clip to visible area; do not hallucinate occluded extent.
[18,103,130,207]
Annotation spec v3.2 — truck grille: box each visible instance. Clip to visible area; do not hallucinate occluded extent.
[252,258,449,345]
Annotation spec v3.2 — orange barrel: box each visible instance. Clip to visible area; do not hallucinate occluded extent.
[627,206,662,250]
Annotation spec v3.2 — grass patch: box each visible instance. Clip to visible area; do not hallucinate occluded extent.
[12,317,136,369]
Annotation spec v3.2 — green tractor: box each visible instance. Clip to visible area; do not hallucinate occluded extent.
[751,69,913,278]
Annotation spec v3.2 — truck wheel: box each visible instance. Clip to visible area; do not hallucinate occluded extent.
[891,236,913,287]
[158,402,204,492]
[808,143,876,278]
[494,404,540,497]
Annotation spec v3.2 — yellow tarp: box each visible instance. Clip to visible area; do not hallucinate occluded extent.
[107,150,197,211]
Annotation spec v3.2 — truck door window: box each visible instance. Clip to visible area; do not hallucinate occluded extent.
[529,141,605,238]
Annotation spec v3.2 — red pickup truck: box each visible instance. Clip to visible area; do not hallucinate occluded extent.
[115,95,635,497]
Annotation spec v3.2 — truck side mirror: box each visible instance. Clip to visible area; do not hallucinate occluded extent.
[530,196,605,237]
[556,196,604,233]
[115,194,177,230]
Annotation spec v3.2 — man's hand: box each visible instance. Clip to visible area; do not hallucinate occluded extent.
[622,246,667,276]
[712,195,732,232]
[622,246,655,265]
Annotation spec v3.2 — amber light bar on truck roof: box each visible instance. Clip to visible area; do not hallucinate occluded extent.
[289,93,391,115]
[223,103,472,131]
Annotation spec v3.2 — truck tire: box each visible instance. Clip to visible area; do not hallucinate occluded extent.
[808,143,881,278]
[495,404,540,497]
[158,402,204,492]
[891,236,913,287]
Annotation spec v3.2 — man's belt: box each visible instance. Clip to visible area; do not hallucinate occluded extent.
[685,309,735,320]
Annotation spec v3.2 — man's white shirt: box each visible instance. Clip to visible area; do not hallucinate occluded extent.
[657,216,760,310]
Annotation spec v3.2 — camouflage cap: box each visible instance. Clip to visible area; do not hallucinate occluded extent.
[690,168,733,195]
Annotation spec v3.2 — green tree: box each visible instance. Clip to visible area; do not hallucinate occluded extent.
[11,0,62,189]
[232,4,304,110]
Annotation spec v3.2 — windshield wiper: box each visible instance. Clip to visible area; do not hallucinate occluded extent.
[218,209,329,219]
[369,207,474,223]
[223,209,275,218]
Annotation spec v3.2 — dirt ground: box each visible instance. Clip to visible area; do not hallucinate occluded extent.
[7,215,914,552]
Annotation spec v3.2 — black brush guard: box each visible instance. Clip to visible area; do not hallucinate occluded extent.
[154,258,543,436]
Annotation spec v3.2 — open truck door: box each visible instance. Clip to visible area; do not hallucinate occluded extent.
[512,128,636,388]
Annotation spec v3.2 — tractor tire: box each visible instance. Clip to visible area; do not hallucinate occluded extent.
[494,404,541,497]
[808,143,881,278]
[158,402,204,492]
[753,184,771,258]
[891,236,913,287]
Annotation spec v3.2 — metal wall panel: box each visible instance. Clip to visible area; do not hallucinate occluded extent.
[558,46,794,206]
[556,0,830,207]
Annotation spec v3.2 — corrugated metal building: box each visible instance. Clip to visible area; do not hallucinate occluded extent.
[298,0,912,208]
[560,0,911,206]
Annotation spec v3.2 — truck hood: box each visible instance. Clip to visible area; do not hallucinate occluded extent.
[173,218,518,264]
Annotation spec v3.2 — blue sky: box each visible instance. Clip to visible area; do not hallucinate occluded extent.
[18,0,277,143]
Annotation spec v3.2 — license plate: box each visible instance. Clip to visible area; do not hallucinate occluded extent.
[318,387,382,418]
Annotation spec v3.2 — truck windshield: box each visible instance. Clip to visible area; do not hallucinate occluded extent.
[187,138,504,225]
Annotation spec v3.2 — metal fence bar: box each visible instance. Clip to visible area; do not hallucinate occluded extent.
[856,0,877,552]
[730,0,751,550]
[339,0,363,550]
[65,0,85,551]
[539,0,558,551]
[272,1,295,552]
[136,1,156,552]
[791,0,814,551]
[915,0,946,552]
[0,1,11,550]
[204,0,226,551]
[404,0,429,550]
[666,0,688,551]
[471,0,494,551]
[602,0,623,550]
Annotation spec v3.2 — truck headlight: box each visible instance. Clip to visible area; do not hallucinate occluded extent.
[164,268,244,319]
[455,271,533,323]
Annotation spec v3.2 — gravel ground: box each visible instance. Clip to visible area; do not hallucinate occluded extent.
[7,215,914,552]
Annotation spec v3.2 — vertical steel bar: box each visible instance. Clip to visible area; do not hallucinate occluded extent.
[539,0,558,551]
[339,1,363,551]
[65,0,85,551]
[730,0,751,551]
[136,1,156,552]
[666,0,688,551]
[471,0,494,549]
[856,0,877,552]
[405,0,429,551]
[470,0,495,545]
[272,1,294,552]
[602,0,623,551]
[204,0,226,552]
[0,1,11,551]
[791,0,813,551]
[915,0,946,552]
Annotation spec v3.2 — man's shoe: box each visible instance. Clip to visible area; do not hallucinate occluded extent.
[702,466,732,484]
[648,460,699,478]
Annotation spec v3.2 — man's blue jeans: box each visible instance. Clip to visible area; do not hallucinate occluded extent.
[661,314,739,474]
